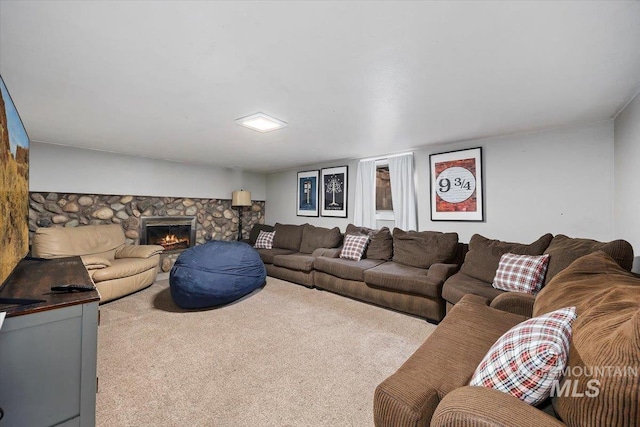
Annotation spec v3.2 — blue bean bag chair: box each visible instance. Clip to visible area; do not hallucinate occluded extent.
[169,241,266,309]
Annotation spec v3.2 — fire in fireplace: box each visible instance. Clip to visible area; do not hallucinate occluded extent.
[140,216,197,252]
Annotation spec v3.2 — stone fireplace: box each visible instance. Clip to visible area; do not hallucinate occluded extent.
[28,192,266,272]
[140,216,197,253]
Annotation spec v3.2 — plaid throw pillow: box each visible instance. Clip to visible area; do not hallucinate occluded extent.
[254,230,275,249]
[340,234,370,261]
[469,306,576,406]
[492,253,550,295]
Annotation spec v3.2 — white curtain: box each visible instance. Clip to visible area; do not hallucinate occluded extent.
[388,153,417,231]
[353,159,377,228]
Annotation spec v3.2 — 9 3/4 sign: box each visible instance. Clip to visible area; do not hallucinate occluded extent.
[436,167,476,203]
[430,147,483,221]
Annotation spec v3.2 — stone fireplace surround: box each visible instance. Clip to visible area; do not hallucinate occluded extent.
[28,192,265,271]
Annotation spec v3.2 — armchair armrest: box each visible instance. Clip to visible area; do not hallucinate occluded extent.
[312,247,342,258]
[490,292,536,317]
[427,263,460,284]
[80,255,112,270]
[115,244,164,259]
[431,386,564,427]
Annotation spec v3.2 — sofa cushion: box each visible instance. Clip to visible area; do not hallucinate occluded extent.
[460,233,553,284]
[492,253,550,295]
[542,234,633,285]
[299,224,342,254]
[91,256,159,283]
[364,261,442,299]
[314,257,385,282]
[340,234,370,261]
[533,251,640,426]
[254,230,275,249]
[255,248,296,264]
[470,306,576,406]
[345,224,393,260]
[272,223,304,251]
[392,228,458,269]
[272,254,315,272]
[442,272,505,305]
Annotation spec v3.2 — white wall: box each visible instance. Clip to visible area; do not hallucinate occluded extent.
[416,122,614,243]
[29,142,267,200]
[266,121,615,243]
[614,91,640,271]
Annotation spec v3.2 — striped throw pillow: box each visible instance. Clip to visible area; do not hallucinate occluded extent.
[340,234,370,261]
[469,306,576,406]
[254,230,275,249]
[492,253,550,295]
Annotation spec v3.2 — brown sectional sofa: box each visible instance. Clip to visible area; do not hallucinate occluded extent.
[315,225,464,323]
[442,233,634,316]
[251,223,342,288]
[375,244,637,426]
[250,223,465,323]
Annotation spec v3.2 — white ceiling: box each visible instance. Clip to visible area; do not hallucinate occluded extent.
[1,1,639,173]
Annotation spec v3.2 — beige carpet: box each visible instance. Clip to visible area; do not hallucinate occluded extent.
[96,277,435,426]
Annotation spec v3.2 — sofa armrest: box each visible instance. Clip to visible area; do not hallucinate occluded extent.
[115,244,164,259]
[312,247,342,258]
[427,263,460,284]
[374,381,440,427]
[431,386,565,427]
[490,292,536,317]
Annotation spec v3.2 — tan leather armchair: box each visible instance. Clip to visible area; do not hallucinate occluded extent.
[32,224,163,302]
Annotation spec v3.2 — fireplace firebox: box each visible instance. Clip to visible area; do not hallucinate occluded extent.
[140,216,197,253]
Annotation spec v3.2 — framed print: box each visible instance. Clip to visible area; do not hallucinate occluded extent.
[321,166,348,217]
[430,147,483,221]
[297,170,319,217]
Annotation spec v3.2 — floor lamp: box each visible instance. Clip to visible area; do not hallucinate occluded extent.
[232,190,252,241]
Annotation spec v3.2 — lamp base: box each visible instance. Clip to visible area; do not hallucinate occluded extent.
[237,207,243,241]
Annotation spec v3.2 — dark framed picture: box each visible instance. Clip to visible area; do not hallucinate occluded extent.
[430,147,483,221]
[321,166,348,217]
[297,170,319,217]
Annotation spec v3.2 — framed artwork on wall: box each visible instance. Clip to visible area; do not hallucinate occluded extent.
[430,147,484,221]
[321,166,348,218]
[296,170,319,217]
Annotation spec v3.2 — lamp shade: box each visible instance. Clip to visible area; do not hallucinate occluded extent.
[232,190,252,207]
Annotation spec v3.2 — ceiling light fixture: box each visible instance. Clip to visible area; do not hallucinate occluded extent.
[235,112,287,133]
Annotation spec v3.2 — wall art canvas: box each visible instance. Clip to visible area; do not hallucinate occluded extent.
[0,75,30,285]
[297,170,319,217]
[430,147,483,221]
[321,166,348,218]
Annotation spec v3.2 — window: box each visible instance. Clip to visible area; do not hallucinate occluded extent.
[376,162,394,220]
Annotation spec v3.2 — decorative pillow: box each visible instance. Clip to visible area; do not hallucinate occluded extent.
[249,224,274,246]
[469,306,577,406]
[254,230,275,249]
[492,253,550,295]
[460,233,554,283]
[345,224,393,260]
[340,234,370,261]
